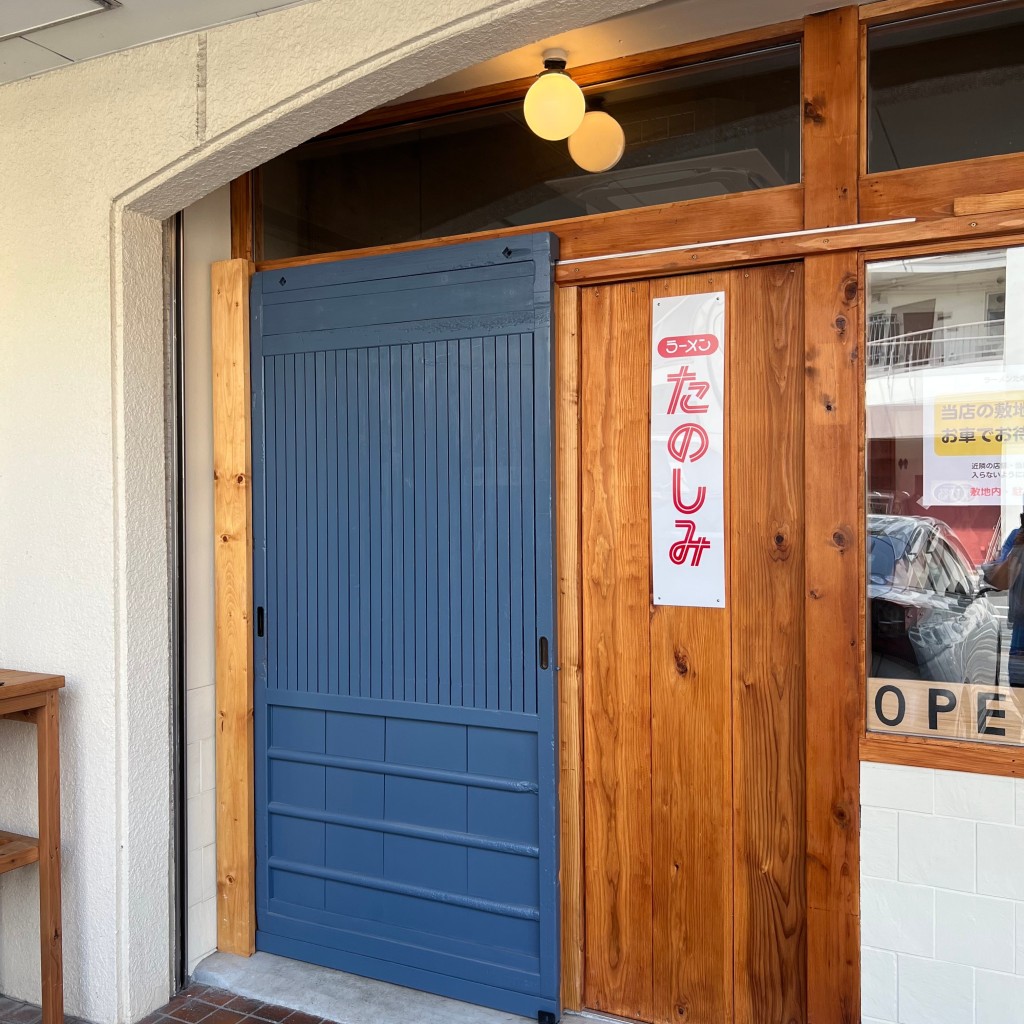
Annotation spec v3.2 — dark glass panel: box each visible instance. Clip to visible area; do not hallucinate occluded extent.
[260,45,800,259]
[868,3,1024,172]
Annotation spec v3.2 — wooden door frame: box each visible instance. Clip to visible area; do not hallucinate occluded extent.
[211,1,1024,1020]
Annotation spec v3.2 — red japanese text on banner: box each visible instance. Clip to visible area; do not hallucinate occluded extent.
[651,292,726,607]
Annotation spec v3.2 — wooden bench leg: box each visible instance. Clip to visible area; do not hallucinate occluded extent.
[36,693,63,1024]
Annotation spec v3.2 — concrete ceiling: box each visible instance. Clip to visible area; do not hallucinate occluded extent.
[0,0,316,85]
[0,0,874,93]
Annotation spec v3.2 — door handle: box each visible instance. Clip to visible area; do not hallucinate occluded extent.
[538,636,549,671]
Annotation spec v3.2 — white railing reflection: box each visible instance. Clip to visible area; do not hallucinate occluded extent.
[867,316,1005,377]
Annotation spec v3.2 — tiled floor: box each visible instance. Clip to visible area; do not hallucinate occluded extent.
[0,985,336,1024]
[0,995,89,1024]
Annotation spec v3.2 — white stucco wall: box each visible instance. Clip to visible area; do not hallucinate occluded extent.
[0,1,660,1020]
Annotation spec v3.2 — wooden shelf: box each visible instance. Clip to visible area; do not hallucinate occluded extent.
[0,830,40,875]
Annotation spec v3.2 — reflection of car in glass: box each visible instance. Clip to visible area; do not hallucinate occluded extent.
[869,514,1001,685]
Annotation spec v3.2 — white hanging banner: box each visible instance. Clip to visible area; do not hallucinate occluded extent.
[651,292,726,608]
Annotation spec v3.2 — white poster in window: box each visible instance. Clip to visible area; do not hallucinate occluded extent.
[651,292,726,607]
[921,366,1024,507]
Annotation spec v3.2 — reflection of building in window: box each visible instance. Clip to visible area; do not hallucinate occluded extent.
[866,249,1023,741]
[866,250,1012,568]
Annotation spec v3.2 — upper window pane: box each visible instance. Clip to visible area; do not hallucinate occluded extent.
[259,45,800,260]
[866,247,1024,745]
[868,3,1024,173]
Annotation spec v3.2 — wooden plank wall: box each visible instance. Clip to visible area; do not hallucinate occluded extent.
[211,258,257,955]
[729,266,806,1024]
[581,282,655,1022]
[556,286,586,1008]
[581,266,806,1024]
[648,274,734,1024]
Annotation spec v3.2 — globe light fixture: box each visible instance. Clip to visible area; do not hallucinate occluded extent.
[568,110,626,173]
[523,49,586,141]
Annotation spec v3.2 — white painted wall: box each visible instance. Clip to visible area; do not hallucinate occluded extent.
[861,761,1024,1024]
[0,0,671,1019]
[182,187,231,973]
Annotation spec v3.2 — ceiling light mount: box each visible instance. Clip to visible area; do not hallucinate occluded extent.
[540,49,569,73]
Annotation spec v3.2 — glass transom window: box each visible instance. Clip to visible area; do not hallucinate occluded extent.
[259,45,801,260]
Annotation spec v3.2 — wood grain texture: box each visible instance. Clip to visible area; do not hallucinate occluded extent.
[649,273,734,1024]
[803,7,861,228]
[858,0,1017,23]
[730,265,806,1024]
[327,20,801,137]
[803,253,861,1024]
[0,831,40,875]
[557,207,1024,286]
[858,24,868,179]
[861,153,1024,220]
[581,282,655,1022]
[556,285,585,1011]
[953,186,1024,217]
[212,258,257,956]
[0,671,64,695]
[36,692,63,1024]
[257,185,804,272]
[230,174,256,262]
[861,733,1024,777]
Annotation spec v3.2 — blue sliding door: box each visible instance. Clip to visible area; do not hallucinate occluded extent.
[249,234,560,1019]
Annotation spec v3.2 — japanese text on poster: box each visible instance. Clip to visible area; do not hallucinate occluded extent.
[651,293,726,607]
[923,369,1024,506]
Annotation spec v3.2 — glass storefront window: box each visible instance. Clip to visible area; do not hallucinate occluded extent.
[866,247,1024,744]
[868,3,1024,173]
[259,45,800,260]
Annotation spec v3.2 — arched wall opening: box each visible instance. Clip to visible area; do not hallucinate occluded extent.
[109,0,658,1019]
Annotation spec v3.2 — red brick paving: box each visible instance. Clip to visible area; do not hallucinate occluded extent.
[0,984,339,1024]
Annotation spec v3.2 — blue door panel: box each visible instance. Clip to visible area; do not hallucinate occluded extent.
[251,234,559,1019]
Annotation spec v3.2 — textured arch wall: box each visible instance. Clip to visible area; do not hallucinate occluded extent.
[0,1,656,1020]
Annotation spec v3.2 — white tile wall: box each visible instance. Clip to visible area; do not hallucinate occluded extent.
[898,955,973,1024]
[934,770,1014,824]
[976,969,1024,1024]
[861,763,934,813]
[862,808,898,880]
[861,947,897,1021]
[898,813,974,891]
[935,890,1014,972]
[862,762,1024,1024]
[978,824,1024,899]
[861,878,934,956]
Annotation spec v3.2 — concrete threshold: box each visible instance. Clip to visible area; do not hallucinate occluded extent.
[193,952,532,1024]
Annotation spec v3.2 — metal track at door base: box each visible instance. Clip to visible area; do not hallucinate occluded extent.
[565,1011,647,1024]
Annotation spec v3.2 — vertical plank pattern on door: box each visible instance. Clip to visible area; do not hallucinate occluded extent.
[649,274,734,1024]
[730,265,807,1024]
[581,282,655,1022]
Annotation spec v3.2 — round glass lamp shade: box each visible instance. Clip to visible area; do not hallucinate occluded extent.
[523,71,586,141]
[568,111,626,173]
